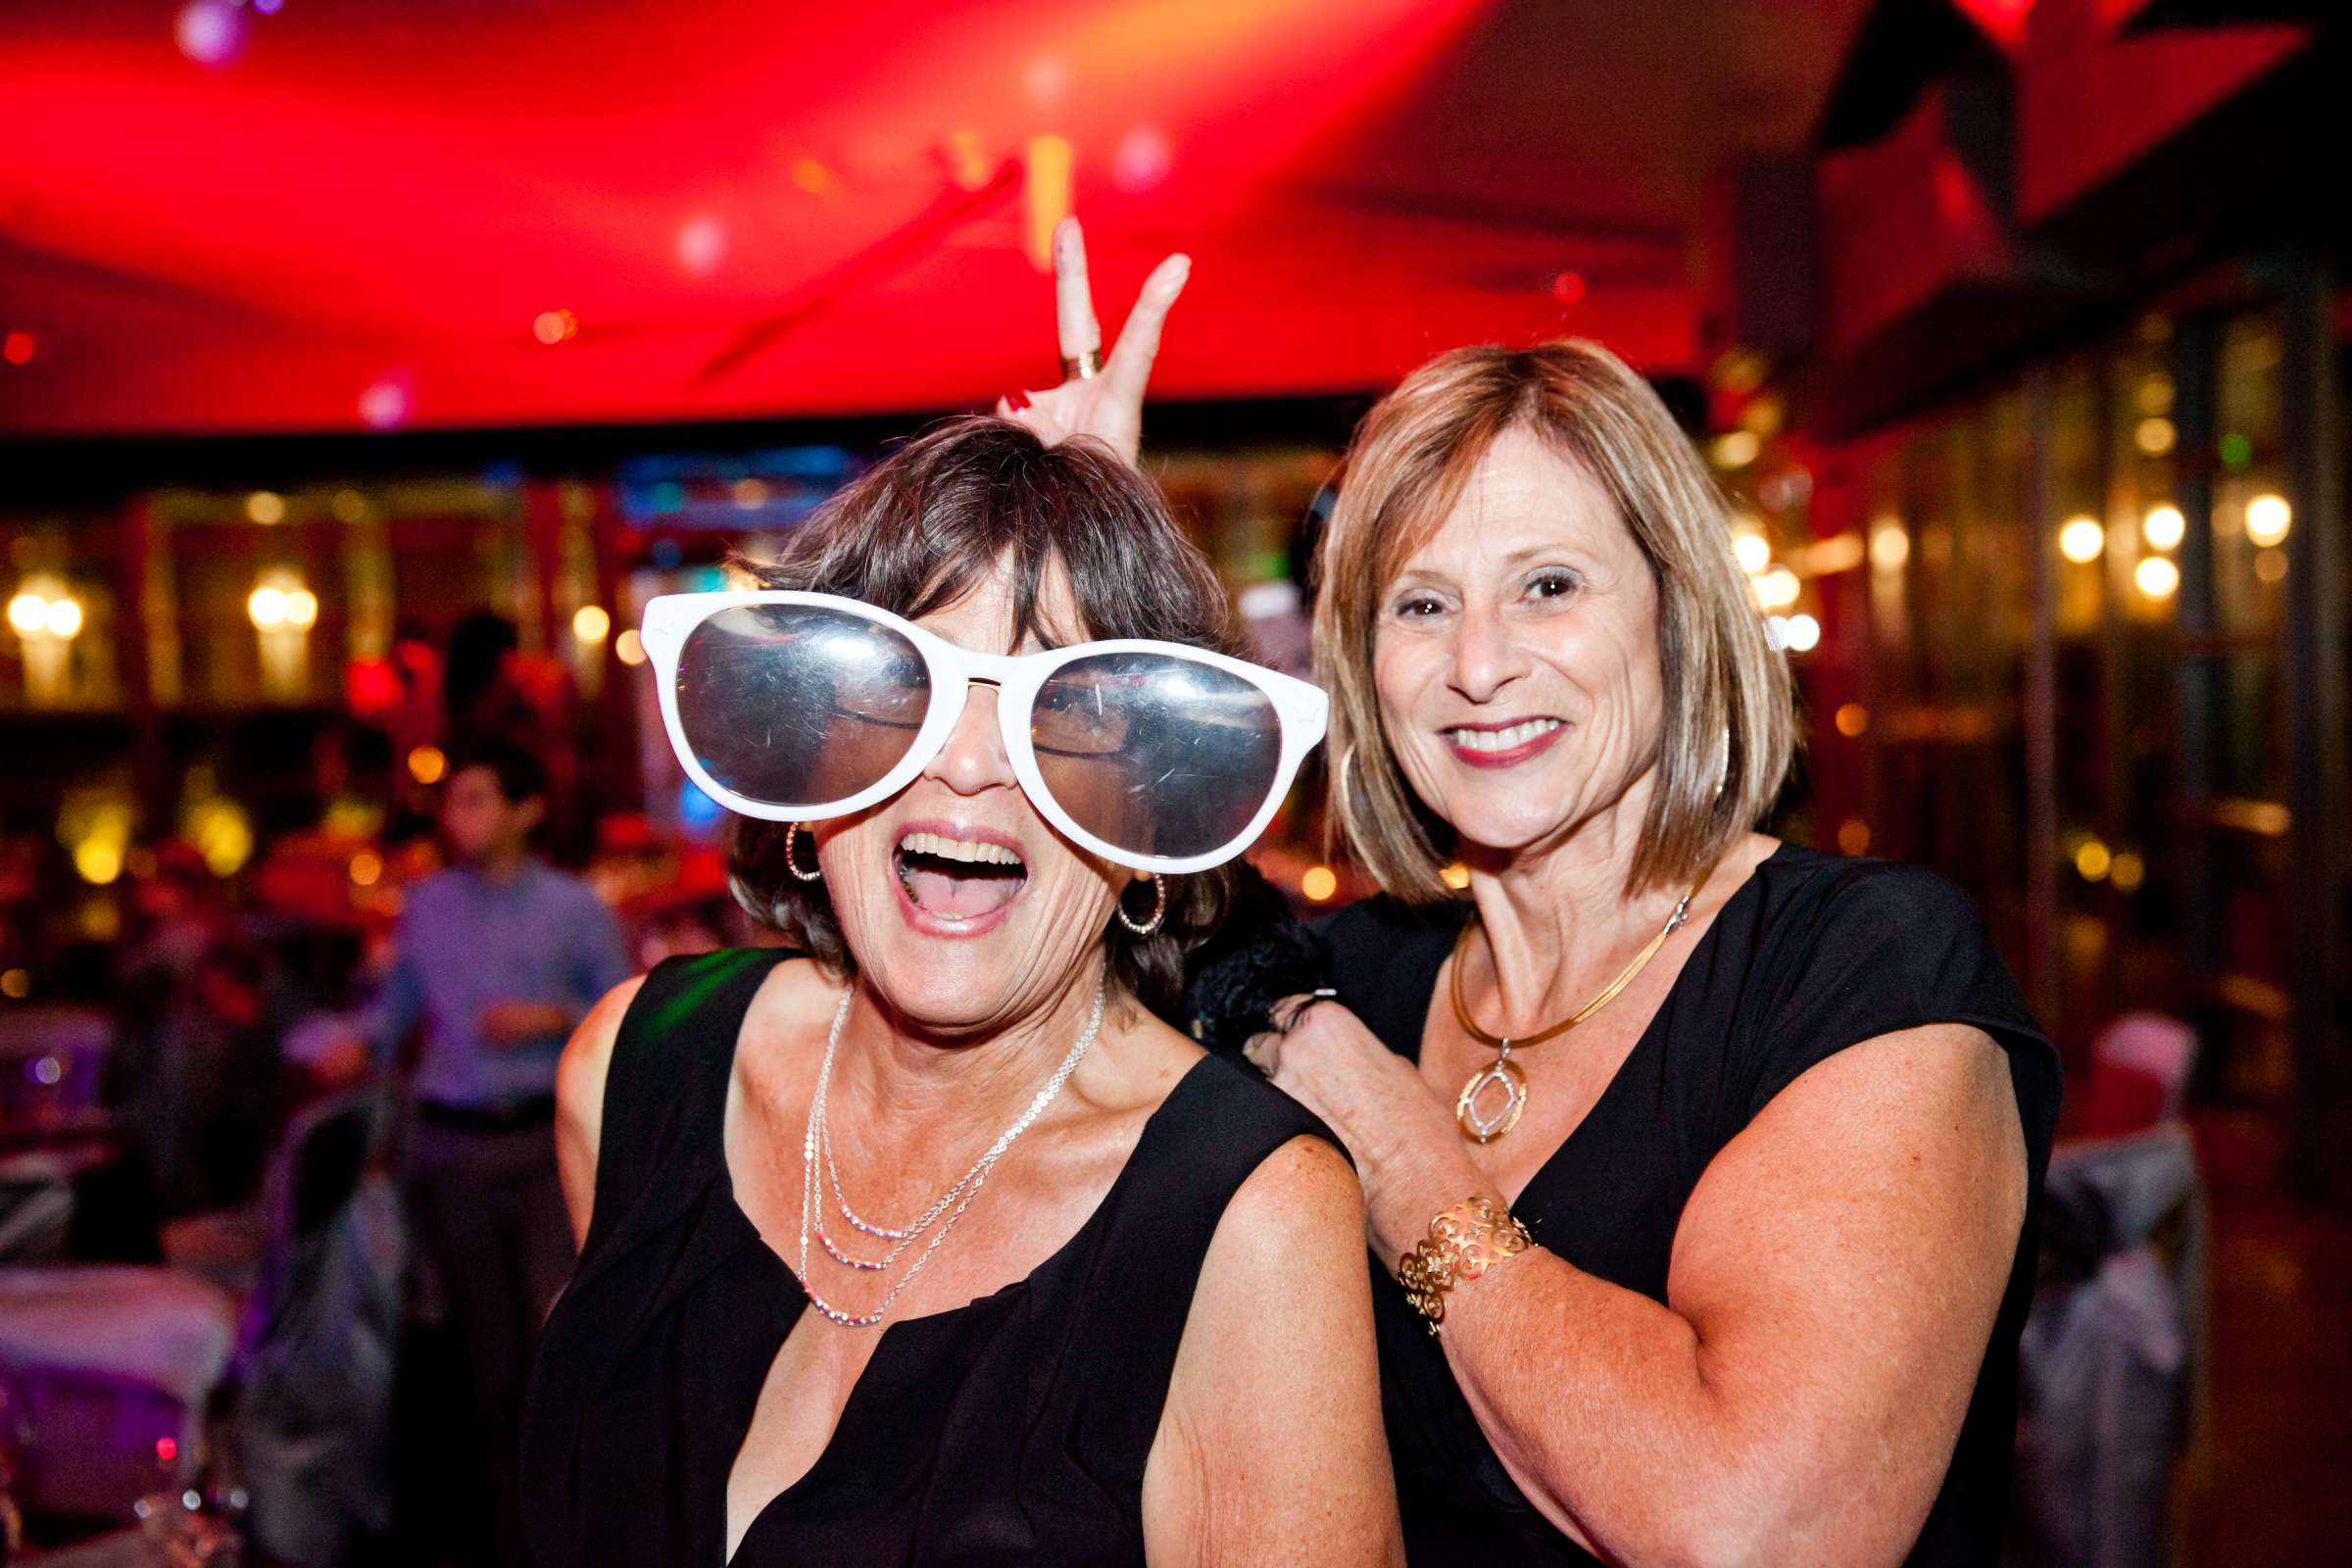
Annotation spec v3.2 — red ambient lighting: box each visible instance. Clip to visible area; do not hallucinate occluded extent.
[0,0,1727,435]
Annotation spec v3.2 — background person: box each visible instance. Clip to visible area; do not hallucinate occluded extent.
[348,739,629,1564]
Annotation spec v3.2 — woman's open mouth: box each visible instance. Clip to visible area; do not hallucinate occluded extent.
[892,827,1028,930]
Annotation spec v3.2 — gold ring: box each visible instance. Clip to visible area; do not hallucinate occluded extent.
[1061,348,1102,381]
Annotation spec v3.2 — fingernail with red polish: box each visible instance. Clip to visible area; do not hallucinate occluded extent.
[1006,389,1031,412]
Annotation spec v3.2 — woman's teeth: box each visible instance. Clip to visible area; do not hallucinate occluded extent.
[1447,718,1562,753]
[894,830,1027,924]
[895,831,1023,867]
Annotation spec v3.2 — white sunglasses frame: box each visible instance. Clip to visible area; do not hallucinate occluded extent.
[639,590,1330,875]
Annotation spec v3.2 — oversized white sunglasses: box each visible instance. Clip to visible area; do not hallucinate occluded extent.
[640,591,1329,874]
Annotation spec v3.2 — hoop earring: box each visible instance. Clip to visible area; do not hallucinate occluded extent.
[1115,873,1168,937]
[784,822,823,883]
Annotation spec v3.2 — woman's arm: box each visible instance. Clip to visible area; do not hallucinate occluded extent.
[1143,1134,1405,1567]
[552,975,646,1248]
[1278,1010,2026,1568]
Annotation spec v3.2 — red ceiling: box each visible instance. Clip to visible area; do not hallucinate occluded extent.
[0,1,1860,436]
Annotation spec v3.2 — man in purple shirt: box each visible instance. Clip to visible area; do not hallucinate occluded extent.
[366,741,629,1562]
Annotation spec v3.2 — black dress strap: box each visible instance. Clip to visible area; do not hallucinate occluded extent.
[581,947,797,1265]
[1030,1052,1342,1491]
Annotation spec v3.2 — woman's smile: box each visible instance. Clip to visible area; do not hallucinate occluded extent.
[1442,716,1567,769]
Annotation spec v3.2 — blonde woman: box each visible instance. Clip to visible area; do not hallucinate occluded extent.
[1251,343,2060,1566]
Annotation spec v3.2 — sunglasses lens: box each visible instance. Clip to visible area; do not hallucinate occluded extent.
[675,603,930,809]
[1030,653,1285,860]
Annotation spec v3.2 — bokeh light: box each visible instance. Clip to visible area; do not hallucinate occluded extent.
[2141,505,2184,551]
[359,377,410,429]
[2058,516,2105,564]
[174,1,243,67]
[2134,556,2180,600]
[572,605,612,643]
[1300,865,1339,903]
[677,217,727,275]
[2245,493,2291,547]
[1870,521,1911,571]
[2075,838,2113,882]
[1112,126,1173,192]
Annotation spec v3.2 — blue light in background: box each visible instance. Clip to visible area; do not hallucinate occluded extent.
[678,779,724,833]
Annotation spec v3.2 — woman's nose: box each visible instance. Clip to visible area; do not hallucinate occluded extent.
[1447,604,1530,704]
[925,684,1019,796]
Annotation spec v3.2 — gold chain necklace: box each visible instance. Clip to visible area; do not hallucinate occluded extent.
[1447,868,1710,1143]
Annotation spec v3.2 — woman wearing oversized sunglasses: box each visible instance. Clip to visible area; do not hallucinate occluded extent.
[520,416,1402,1565]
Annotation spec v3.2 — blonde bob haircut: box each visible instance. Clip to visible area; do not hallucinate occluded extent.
[1312,339,1793,905]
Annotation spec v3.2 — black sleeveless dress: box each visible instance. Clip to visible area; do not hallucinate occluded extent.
[1318,844,2061,1567]
[519,947,1337,1567]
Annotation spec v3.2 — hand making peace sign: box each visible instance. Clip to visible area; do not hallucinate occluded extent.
[995,218,1189,466]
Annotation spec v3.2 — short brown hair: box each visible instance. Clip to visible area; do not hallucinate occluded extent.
[1312,340,1793,903]
[729,416,1245,1014]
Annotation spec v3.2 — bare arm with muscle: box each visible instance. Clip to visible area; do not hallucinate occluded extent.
[1272,1010,2025,1567]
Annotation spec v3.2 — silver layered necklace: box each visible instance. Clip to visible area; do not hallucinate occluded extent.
[795,968,1107,1329]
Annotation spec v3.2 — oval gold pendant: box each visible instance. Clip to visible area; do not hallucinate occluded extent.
[1456,1056,1528,1143]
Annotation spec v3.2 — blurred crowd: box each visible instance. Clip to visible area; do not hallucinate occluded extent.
[0,609,760,1565]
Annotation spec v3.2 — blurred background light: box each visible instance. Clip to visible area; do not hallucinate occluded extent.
[358,377,410,429]
[1711,430,1760,468]
[1870,521,1910,571]
[2059,516,2106,564]
[174,1,243,67]
[677,217,727,276]
[2245,493,2292,547]
[1112,126,1174,193]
